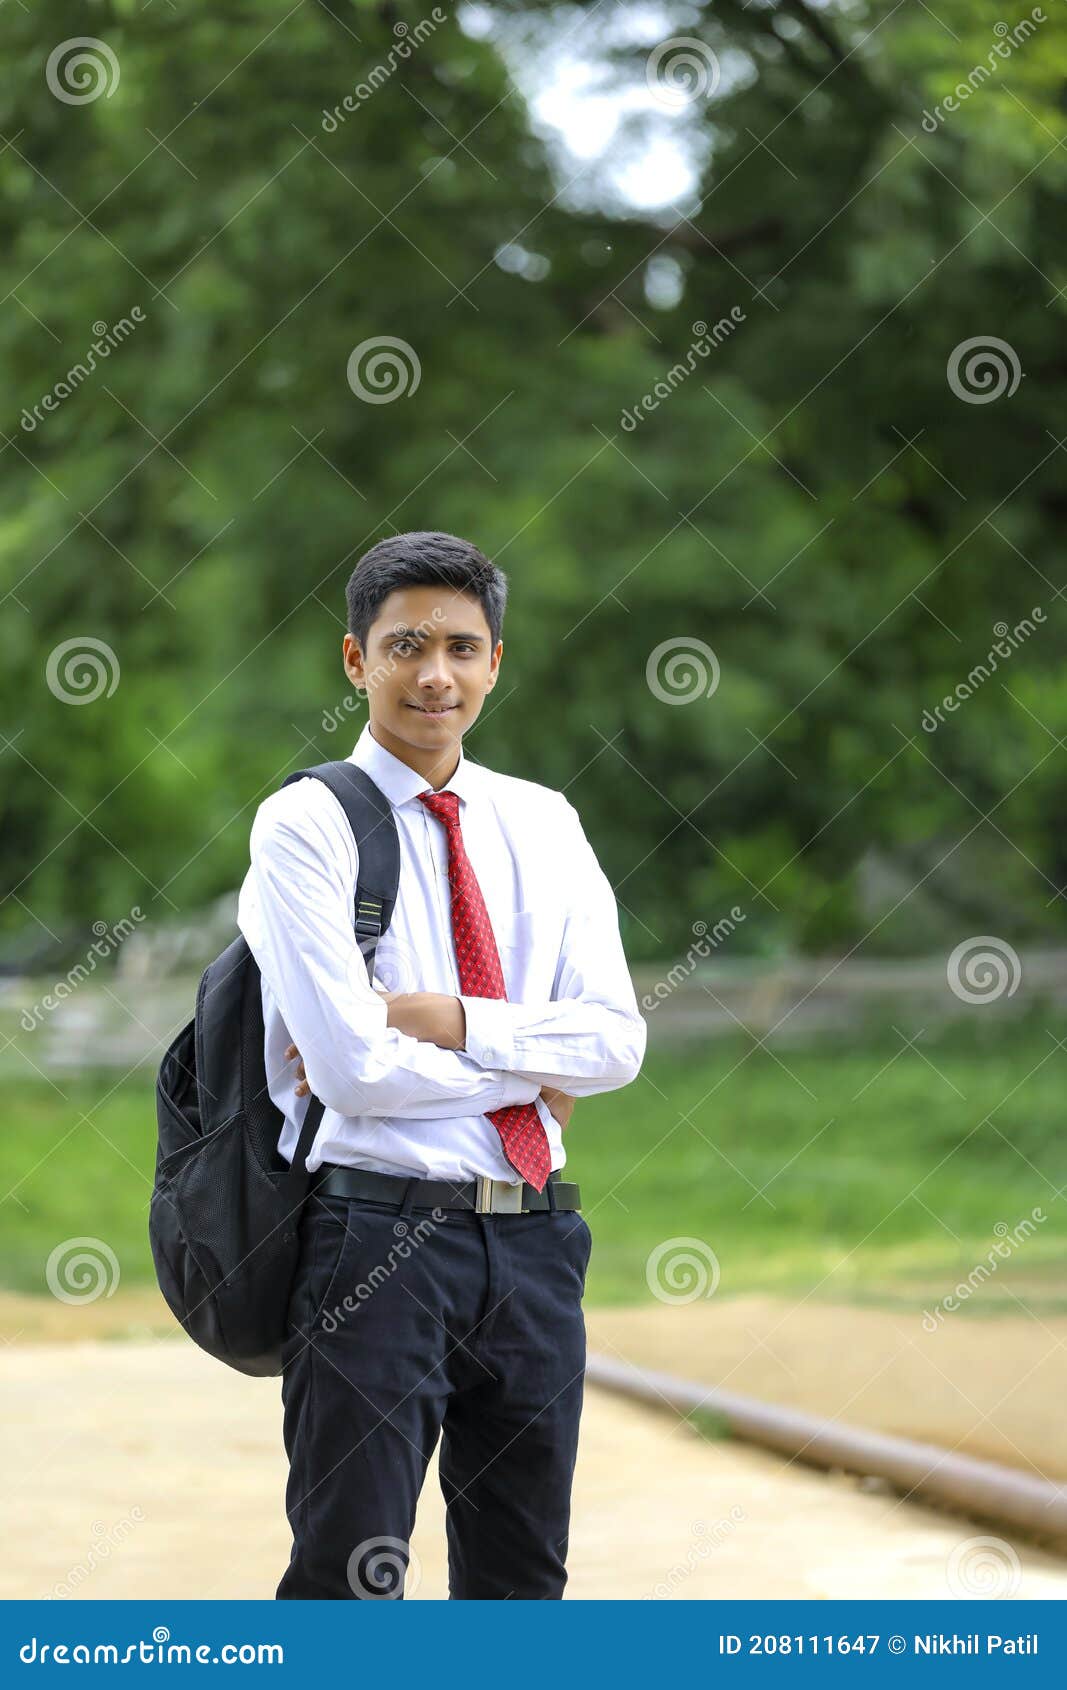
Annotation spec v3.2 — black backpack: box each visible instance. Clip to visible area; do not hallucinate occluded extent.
[148,761,400,1377]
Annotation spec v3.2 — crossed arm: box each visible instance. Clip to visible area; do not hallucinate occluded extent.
[284,989,577,1130]
[242,781,644,1125]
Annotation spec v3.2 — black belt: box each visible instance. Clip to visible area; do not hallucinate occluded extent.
[314,1162,581,1214]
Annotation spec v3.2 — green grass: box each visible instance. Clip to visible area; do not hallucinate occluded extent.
[3,1013,1066,1311]
[2,1078,155,1296]
[566,1011,1067,1308]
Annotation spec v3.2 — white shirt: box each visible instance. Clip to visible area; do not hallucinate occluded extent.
[236,722,647,1183]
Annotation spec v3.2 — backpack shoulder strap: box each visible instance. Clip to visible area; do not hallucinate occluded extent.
[278,760,401,1181]
[282,761,400,959]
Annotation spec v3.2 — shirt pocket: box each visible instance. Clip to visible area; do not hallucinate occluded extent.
[494,907,559,1000]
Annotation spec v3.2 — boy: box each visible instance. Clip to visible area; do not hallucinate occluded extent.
[237,530,646,1599]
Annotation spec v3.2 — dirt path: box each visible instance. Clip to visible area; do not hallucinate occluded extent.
[586,1297,1067,1481]
[5,1285,1065,1475]
[4,1335,1067,1601]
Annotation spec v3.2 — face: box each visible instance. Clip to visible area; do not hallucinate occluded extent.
[342,585,501,782]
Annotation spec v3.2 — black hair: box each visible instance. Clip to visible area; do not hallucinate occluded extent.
[345,531,508,655]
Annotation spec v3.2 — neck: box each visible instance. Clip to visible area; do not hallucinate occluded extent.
[369,719,461,790]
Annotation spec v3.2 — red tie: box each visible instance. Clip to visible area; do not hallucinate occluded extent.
[417,788,551,1191]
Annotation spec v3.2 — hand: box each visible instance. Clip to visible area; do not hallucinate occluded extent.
[284,1042,309,1098]
[376,989,466,1050]
[539,1084,576,1131]
[279,986,446,1101]
[282,988,463,1100]
[284,1038,577,1133]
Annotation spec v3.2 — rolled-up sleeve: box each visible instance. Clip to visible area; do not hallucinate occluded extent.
[460,796,648,1094]
[239,784,541,1120]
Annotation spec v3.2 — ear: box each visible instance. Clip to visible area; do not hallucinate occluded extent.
[342,633,366,691]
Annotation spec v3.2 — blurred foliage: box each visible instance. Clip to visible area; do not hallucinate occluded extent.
[1,0,1066,965]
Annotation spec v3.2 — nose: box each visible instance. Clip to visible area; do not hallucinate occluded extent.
[417,653,453,691]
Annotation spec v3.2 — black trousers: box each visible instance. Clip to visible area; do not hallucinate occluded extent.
[275,1180,593,1599]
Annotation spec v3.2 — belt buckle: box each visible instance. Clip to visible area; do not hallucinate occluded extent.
[474,1176,525,1214]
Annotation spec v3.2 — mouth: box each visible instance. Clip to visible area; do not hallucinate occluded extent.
[405,702,459,721]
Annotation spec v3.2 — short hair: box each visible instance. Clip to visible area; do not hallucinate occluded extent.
[345,531,508,654]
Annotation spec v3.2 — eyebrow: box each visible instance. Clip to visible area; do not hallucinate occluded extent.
[387,627,486,643]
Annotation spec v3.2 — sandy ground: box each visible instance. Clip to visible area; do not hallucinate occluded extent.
[585,1298,1067,1483]
[5,1285,1066,1477]
[3,1327,1067,1602]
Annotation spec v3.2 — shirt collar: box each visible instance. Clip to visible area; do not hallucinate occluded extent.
[347,720,482,810]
